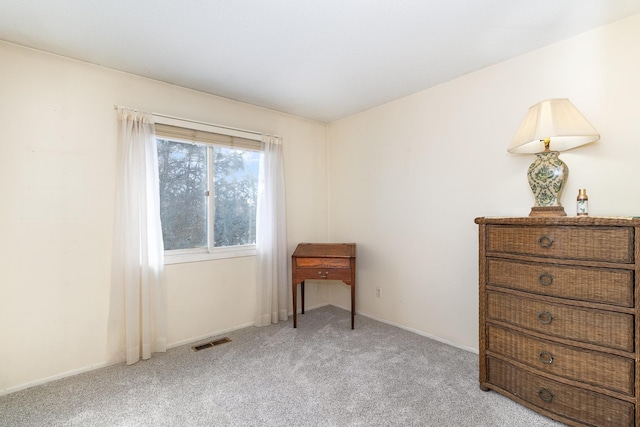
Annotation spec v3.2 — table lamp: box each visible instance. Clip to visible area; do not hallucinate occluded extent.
[508,98,600,217]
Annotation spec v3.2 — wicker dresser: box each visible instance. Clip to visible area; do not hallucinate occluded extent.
[475,217,640,427]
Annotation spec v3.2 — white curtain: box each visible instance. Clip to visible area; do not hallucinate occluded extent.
[255,135,288,326]
[109,108,167,365]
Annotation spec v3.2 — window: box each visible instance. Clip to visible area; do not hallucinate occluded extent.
[154,120,262,263]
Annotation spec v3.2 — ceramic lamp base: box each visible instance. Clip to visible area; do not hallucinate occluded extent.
[529,206,567,217]
[527,151,568,216]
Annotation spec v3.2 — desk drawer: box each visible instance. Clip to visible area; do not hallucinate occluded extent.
[295,257,351,269]
[294,268,352,283]
[487,258,634,307]
[487,291,634,352]
[486,225,634,263]
[488,357,634,427]
[487,324,634,396]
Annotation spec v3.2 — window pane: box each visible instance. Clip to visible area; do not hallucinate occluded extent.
[157,139,208,250]
[213,147,259,247]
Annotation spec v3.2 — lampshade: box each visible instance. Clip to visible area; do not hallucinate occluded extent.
[508,98,600,154]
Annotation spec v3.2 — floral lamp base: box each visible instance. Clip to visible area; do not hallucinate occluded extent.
[527,151,568,217]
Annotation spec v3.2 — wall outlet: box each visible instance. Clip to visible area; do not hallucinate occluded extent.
[376,288,381,298]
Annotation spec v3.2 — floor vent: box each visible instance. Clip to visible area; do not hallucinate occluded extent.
[192,337,231,352]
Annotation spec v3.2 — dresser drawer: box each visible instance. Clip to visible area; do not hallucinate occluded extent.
[486,225,634,263]
[488,357,634,427]
[487,291,634,352]
[487,258,634,307]
[487,324,634,396]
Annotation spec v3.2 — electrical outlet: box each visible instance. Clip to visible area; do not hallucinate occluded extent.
[376,288,381,298]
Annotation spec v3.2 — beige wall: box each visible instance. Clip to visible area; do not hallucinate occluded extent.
[0,41,328,393]
[326,14,640,351]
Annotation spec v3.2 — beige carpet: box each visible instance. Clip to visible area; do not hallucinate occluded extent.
[0,305,563,426]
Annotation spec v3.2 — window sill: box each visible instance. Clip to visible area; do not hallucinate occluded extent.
[164,245,256,265]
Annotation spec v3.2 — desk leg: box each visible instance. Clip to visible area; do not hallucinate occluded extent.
[301,280,305,314]
[351,283,355,329]
[292,281,297,328]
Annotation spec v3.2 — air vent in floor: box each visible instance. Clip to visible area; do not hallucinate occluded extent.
[192,337,231,351]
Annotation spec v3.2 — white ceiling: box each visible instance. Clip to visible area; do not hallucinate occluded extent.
[1,1,640,123]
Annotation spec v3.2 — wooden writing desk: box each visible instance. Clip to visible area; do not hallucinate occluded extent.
[291,243,356,329]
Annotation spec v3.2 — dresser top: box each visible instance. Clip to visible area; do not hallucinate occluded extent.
[475,216,640,226]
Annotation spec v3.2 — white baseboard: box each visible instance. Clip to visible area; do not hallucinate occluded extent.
[0,360,120,397]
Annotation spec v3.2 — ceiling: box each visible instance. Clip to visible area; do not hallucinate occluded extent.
[1,1,640,123]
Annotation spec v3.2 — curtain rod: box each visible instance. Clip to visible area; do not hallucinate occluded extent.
[114,105,275,138]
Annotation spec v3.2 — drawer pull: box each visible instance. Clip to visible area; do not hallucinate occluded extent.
[537,273,553,286]
[537,311,553,324]
[538,351,554,364]
[317,271,329,279]
[537,235,554,248]
[537,388,554,403]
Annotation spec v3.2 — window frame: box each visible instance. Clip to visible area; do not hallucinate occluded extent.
[153,115,262,264]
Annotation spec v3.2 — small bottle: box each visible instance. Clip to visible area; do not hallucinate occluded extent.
[577,189,588,216]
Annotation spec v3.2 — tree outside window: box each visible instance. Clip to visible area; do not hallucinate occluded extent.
[157,139,259,251]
